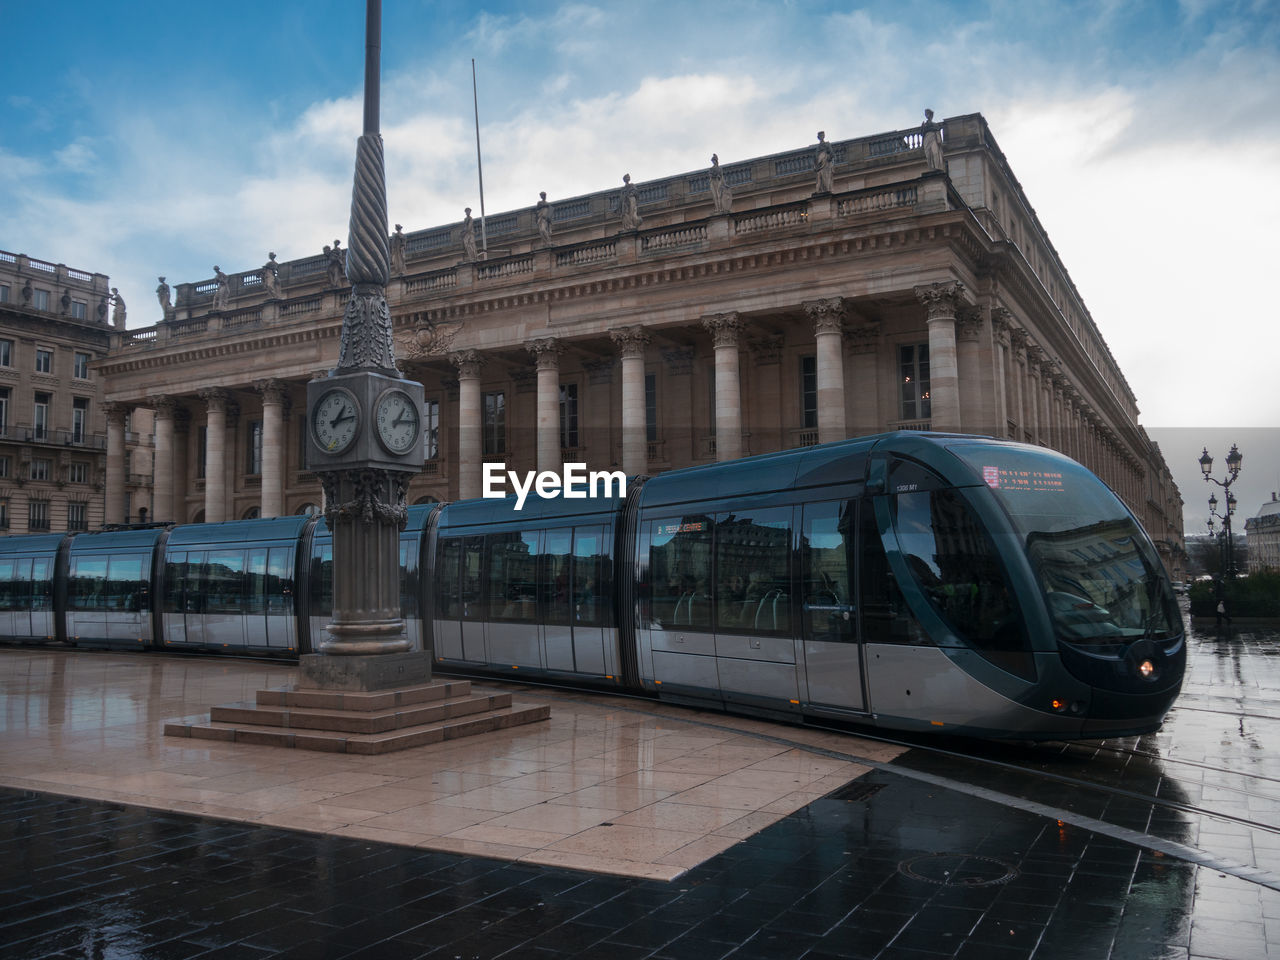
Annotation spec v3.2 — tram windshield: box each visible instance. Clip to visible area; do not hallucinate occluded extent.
[952,444,1179,649]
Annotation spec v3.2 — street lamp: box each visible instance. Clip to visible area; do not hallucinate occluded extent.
[1200,443,1244,607]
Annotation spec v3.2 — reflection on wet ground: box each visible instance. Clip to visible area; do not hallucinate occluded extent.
[2,607,1280,958]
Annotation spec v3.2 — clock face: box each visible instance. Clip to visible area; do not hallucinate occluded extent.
[313,388,359,454]
[375,389,420,455]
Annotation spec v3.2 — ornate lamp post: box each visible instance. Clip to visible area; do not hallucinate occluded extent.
[1200,444,1243,609]
[304,0,427,689]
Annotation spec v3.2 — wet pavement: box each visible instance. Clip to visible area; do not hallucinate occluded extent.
[1,606,1279,959]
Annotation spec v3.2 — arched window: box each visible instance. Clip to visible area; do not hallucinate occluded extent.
[192,509,206,524]
[295,503,319,516]
[242,506,260,520]
[413,495,439,505]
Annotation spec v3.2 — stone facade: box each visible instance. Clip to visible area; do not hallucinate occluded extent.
[1245,494,1280,573]
[0,250,154,535]
[97,113,1183,569]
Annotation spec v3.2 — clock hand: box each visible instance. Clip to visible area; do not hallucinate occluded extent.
[330,410,354,428]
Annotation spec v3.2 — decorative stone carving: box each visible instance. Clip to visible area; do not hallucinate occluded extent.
[709,154,732,214]
[609,325,651,360]
[110,288,126,329]
[584,358,616,385]
[260,253,282,300]
[702,312,744,349]
[921,108,945,172]
[1008,325,1029,358]
[325,239,346,288]
[211,266,231,311]
[619,174,642,231]
[847,320,882,354]
[461,209,478,261]
[102,401,128,426]
[661,346,694,375]
[914,281,966,320]
[156,277,171,316]
[255,378,289,406]
[60,288,71,315]
[406,318,462,358]
[321,468,409,529]
[21,279,32,304]
[449,349,484,381]
[814,131,833,194]
[749,334,784,365]
[198,387,229,413]
[336,285,398,372]
[536,193,552,245]
[151,395,178,421]
[804,297,846,337]
[525,337,564,371]
[955,305,983,341]
[990,306,1012,346]
[390,224,406,276]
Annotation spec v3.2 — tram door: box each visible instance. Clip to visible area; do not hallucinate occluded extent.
[459,536,486,662]
[799,499,866,713]
[31,558,53,639]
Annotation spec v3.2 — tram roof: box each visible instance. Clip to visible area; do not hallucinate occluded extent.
[167,515,312,547]
[68,528,168,551]
[0,533,67,556]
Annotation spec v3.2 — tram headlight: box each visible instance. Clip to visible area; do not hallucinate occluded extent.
[1050,698,1067,712]
[1138,659,1155,679]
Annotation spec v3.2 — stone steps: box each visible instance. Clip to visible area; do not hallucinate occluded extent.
[164,678,550,755]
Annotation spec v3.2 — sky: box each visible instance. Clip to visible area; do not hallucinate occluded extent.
[2,0,1278,529]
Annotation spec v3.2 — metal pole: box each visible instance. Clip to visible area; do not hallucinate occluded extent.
[364,1,380,135]
[472,58,488,255]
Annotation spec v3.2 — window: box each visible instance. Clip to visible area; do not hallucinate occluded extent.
[424,399,439,460]
[0,387,8,434]
[560,383,578,449]
[74,352,90,379]
[645,373,658,443]
[647,516,713,630]
[899,343,931,421]
[35,349,52,374]
[67,503,87,531]
[69,462,88,483]
[0,498,7,529]
[800,500,855,644]
[0,284,8,303]
[71,300,87,320]
[33,289,50,311]
[801,356,817,429]
[72,398,88,444]
[29,499,49,531]
[246,419,263,475]
[0,340,10,366]
[488,531,539,623]
[33,393,50,440]
[30,458,50,481]
[482,391,505,457]
[0,457,8,478]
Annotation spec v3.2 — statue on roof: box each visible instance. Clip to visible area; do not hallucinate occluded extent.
[536,192,553,245]
[156,276,171,315]
[326,239,345,288]
[461,208,478,261]
[922,108,945,172]
[110,288,126,328]
[260,253,282,300]
[619,174,642,231]
[390,224,406,276]
[211,266,230,310]
[814,131,833,194]
[709,154,733,214]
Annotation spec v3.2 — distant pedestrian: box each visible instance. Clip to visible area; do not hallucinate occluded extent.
[1216,599,1231,627]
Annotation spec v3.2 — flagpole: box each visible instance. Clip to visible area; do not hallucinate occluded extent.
[472,58,488,256]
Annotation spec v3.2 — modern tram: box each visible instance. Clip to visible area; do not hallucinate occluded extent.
[0,432,1185,739]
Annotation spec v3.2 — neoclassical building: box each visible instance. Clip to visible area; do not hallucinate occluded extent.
[1245,494,1280,573]
[98,112,1183,570]
[0,250,154,535]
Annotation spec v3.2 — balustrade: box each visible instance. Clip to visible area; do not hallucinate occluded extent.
[556,242,616,267]
[838,185,918,216]
[735,205,808,235]
[477,257,534,280]
[404,269,457,294]
[641,224,706,253]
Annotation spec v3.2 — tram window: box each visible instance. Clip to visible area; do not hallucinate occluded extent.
[860,502,926,645]
[399,541,418,621]
[801,501,854,643]
[890,489,1025,669]
[436,539,461,619]
[715,508,791,635]
[649,516,712,630]
[312,544,333,619]
[887,457,947,494]
[32,559,51,610]
[165,552,190,613]
[540,529,572,626]
[107,556,147,612]
[69,556,108,611]
[246,548,268,615]
[573,525,608,626]
[0,560,14,611]
[206,550,245,615]
[267,548,293,614]
[460,536,484,620]
[488,531,538,623]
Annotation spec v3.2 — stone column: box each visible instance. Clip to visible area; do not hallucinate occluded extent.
[610,326,650,477]
[256,379,288,518]
[803,298,847,444]
[526,338,563,475]
[1025,352,1042,445]
[172,408,190,524]
[914,282,965,432]
[199,388,228,523]
[990,308,1012,438]
[151,396,176,523]
[1008,327,1027,443]
[702,312,745,461]
[451,351,483,500]
[104,402,127,526]
[847,320,881,437]
[955,306,984,433]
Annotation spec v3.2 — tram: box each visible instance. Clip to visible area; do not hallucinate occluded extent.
[0,432,1184,739]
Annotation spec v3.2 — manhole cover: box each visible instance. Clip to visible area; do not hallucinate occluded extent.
[898,853,1019,887]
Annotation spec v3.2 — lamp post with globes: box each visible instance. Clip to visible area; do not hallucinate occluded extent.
[1200,444,1243,613]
